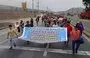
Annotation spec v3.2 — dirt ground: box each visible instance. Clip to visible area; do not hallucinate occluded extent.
[0,12,32,20]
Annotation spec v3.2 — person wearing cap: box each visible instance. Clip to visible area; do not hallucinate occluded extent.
[70,26,81,54]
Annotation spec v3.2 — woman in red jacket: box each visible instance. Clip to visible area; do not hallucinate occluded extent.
[70,26,81,54]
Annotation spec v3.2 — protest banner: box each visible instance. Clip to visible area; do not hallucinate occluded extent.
[19,27,67,43]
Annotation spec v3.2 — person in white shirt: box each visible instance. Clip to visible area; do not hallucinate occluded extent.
[15,22,20,33]
[15,22,19,28]
[52,24,58,27]
[52,21,58,27]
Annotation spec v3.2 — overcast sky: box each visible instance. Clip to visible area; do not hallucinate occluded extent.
[0,0,84,11]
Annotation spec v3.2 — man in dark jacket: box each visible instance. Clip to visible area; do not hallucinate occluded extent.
[30,18,34,27]
[25,21,31,27]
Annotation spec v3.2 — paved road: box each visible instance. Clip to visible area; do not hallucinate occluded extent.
[0,17,90,58]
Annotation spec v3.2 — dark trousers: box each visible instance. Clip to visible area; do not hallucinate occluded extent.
[48,21,51,25]
[17,27,20,32]
[36,21,38,26]
[72,40,80,54]
[64,35,70,45]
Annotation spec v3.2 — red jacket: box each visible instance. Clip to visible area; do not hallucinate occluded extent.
[48,18,51,22]
[65,24,72,36]
[70,30,80,40]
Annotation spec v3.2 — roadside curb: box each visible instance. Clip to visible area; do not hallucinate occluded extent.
[83,31,90,38]
[83,34,90,42]
[0,27,8,30]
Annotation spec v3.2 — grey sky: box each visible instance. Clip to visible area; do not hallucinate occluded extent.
[0,0,84,11]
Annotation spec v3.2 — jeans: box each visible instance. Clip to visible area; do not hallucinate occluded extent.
[72,40,80,54]
[64,35,70,45]
[9,38,16,48]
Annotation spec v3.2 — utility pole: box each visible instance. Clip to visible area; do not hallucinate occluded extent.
[46,6,48,14]
[32,0,34,10]
[37,0,39,14]
[32,0,34,17]
[47,6,48,11]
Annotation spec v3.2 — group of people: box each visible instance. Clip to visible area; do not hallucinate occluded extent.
[41,15,84,54]
[7,18,34,49]
[7,15,84,55]
[64,20,84,54]
[41,15,67,27]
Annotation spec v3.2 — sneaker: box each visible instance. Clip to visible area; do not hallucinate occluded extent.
[75,50,78,53]
[14,44,16,47]
[72,51,75,55]
[27,41,29,44]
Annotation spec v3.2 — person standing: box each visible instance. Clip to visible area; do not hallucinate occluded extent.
[30,18,34,27]
[64,20,72,45]
[20,20,24,28]
[25,21,31,27]
[42,16,44,23]
[44,18,47,27]
[52,21,58,27]
[47,17,52,26]
[15,22,20,33]
[76,22,84,35]
[20,20,24,34]
[7,25,18,50]
[70,26,81,54]
[46,23,50,27]
[25,21,31,44]
[36,16,40,26]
